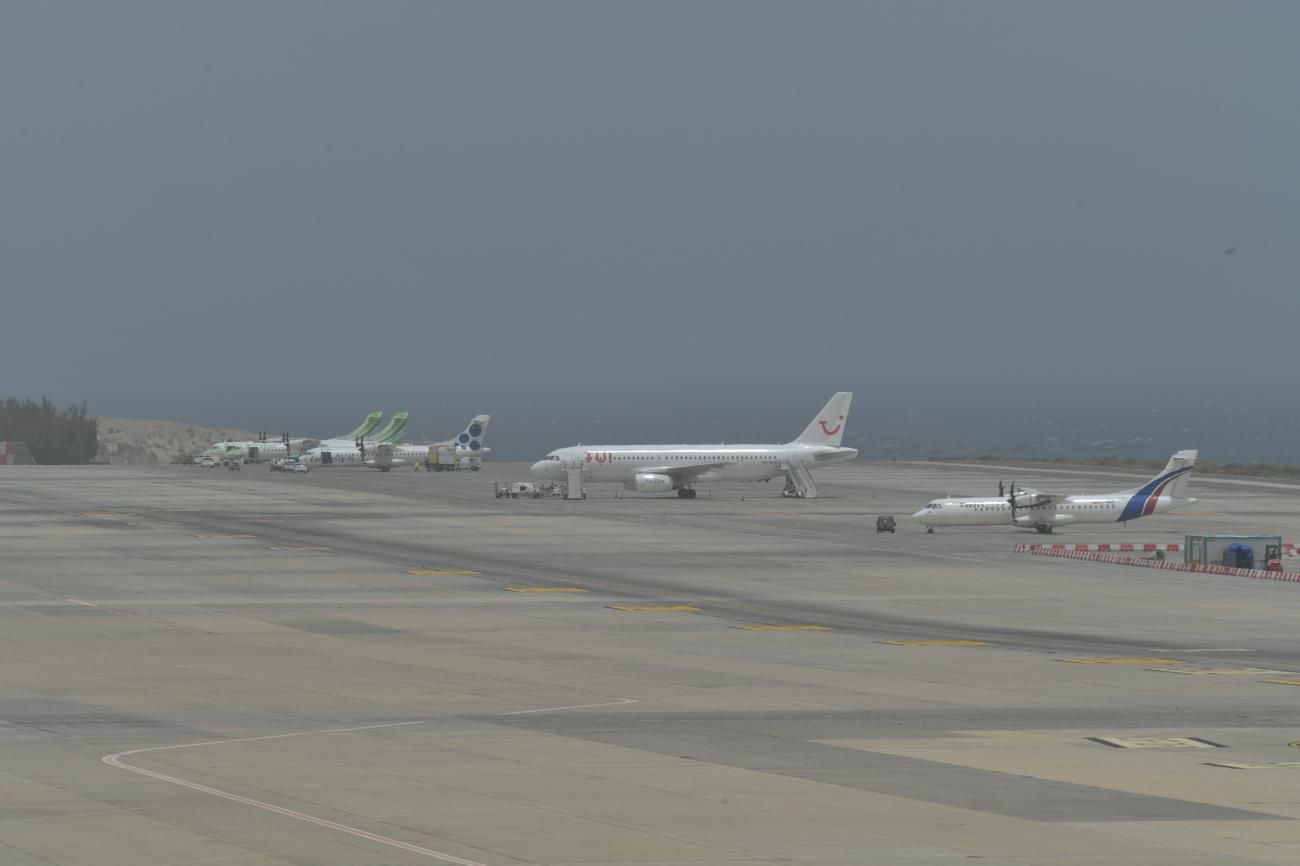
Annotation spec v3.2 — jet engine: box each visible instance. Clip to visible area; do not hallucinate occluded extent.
[633,473,674,493]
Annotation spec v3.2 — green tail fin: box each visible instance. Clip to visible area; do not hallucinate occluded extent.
[373,411,410,444]
[343,411,383,441]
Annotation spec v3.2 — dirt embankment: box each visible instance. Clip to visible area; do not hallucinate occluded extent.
[96,418,257,465]
[936,455,1300,482]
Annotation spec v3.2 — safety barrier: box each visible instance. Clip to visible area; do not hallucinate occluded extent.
[1014,544,1300,584]
[1019,543,1181,553]
[1018,542,1300,554]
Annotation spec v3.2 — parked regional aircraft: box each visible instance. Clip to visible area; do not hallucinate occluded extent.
[912,450,1198,534]
[297,414,490,470]
[367,411,409,445]
[530,393,855,498]
[209,411,385,463]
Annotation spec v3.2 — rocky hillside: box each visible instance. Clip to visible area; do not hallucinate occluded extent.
[96,418,257,465]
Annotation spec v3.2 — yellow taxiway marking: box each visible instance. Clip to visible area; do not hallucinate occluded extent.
[191,533,257,539]
[1059,657,1184,665]
[505,587,589,593]
[1265,679,1300,686]
[884,639,991,647]
[268,545,333,552]
[1207,762,1300,769]
[736,625,832,631]
[406,569,480,575]
[608,604,701,612]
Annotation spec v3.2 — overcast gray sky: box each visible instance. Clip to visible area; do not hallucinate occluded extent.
[4,2,1298,459]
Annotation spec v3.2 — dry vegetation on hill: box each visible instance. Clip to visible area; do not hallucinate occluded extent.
[96,418,257,465]
[938,455,1300,482]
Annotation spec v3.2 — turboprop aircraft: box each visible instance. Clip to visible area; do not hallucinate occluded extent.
[529,392,855,499]
[209,411,384,463]
[366,411,409,446]
[297,414,489,470]
[911,450,1198,534]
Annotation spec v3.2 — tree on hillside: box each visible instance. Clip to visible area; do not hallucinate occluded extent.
[0,398,100,464]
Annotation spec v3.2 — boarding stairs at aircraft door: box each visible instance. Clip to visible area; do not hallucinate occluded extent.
[564,459,586,499]
[781,461,818,499]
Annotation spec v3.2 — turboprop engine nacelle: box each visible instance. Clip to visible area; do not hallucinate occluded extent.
[632,473,674,493]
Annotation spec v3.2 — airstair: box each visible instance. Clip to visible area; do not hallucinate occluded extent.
[564,458,587,499]
[781,461,818,499]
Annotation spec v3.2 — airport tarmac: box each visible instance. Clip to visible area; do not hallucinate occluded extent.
[2,461,1299,866]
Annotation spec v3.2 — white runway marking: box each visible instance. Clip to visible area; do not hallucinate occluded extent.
[101,697,638,864]
[501,697,637,715]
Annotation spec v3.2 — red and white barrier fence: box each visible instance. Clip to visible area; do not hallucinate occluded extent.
[1020,543,1181,553]
[1015,544,1300,584]
[1020,542,1300,557]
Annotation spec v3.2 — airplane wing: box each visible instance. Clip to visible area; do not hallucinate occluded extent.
[1010,487,1061,507]
[636,461,742,481]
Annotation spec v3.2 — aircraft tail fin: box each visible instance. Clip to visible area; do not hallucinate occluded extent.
[1117,449,1198,521]
[342,411,383,441]
[373,411,410,444]
[1161,449,1198,499]
[791,392,853,447]
[455,415,490,455]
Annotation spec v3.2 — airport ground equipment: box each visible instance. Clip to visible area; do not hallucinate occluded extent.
[495,481,564,499]
[427,445,461,471]
[1185,535,1282,570]
[781,461,818,498]
[564,457,586,499]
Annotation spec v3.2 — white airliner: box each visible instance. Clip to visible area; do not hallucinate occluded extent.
[530,393,855,498]
[298,414,490,470]
[912,450,1198,534]
[209,411,385,463]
